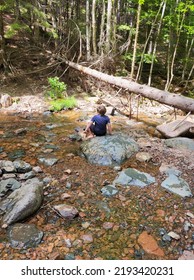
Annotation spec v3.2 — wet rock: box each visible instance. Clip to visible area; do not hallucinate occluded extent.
[178,250,194,260]
[2,173,16,179]
[161,174,192,198]
[81,234,93,244]
[101,185,119,197]
[14,128,27,136]
[136,152,152,162]
[103,222,114,230]
[33,166,43,173]
[162,234,172,242]
[0,178,21,197]
[159,163,182,176]
[167,231,180,240]
[7,223,43,249]
[0,178,43,226]
[80,133,139,166]
[184,221,191,231]
[114,168,155,188]
[69,134,82,141]
[38,156,58,166]
[19,171,36,180]
[138,231,165,257]
[164,137,194,151]
[113,166,122,171]
[0,160,16,173]
[65,253,75,260]
[96,201,111,215]
[8,149,26,160]
[53,204,79,219]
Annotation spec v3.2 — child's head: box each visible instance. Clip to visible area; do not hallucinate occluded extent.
[97,105,106,115]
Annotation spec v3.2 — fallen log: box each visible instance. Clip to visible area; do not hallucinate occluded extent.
[65,60,194,113]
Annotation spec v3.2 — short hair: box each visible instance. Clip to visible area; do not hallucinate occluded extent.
[97,105,106,115]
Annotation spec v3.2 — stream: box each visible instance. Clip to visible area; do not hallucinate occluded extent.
[0,109,194,260]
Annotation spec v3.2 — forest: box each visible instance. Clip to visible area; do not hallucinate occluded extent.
[0,0,194,96]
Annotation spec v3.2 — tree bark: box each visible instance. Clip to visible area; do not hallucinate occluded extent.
[64,60,194,113]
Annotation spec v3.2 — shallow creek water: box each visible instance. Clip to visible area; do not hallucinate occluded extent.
[0,111,192,260]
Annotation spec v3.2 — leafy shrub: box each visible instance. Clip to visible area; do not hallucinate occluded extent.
[49,96,77,112]
[46,77,67,100]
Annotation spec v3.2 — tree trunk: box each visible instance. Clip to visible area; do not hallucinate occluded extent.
[64,60,194,113]
[105,0,113,53]
[131,1,141,79]
[0,8,8,71]
[86,0,91,60]
[92,0,97,55]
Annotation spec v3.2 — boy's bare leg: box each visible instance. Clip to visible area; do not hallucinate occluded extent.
[85,128,95,139]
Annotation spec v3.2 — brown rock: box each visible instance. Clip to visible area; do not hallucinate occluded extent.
[81,234,93,244]
[103,222,114,230]
[138,231,164,257]
[53,204,79,219]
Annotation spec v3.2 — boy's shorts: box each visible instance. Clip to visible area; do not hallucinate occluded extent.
[90,124,106,136]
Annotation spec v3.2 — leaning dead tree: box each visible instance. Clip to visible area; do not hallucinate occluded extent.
[65,60,194,113]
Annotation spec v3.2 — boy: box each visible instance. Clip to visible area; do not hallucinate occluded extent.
[85,105,112,138]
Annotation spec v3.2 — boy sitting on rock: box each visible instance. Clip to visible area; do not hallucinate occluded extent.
[84,105,112,139]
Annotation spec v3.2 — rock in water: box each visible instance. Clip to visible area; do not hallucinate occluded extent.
[0,178,43,226]
[7,223,44,249]
[114,168,155,188]
[80,133,139,166]
[53,204,79,219]
[161,174,192,198]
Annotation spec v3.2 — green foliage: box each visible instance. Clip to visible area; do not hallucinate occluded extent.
[122,53,133,62]
[118,25,131,31]
[5,22,30,38]
[49,97,77,112]
[141,53,158,64]
[46,77,67,100]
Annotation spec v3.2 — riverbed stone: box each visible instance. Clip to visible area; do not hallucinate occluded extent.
[101,185,119,197]
[0,178,43,226]
[53,204,79,219]
[138,231,165,257]
[38,156,58,166]
[7,223,44,249]
[113,168,155,188]
[0,160,16,173]
[0,178,21,197]
[164,137,194,151]
[13,160,32,173]
[80,133,139,166]
[161,174,192,197]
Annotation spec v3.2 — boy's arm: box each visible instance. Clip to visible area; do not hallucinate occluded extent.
[107,123,112,135]
[85,121,93,132]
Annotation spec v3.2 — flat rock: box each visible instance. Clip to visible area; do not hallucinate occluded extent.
[138,231,164,257]
[161,174,192,198]
[53,204,79,219]
[114,168,155,188]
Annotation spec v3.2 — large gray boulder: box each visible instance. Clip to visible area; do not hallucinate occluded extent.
[80,134,139,166]
[0,178,43,226]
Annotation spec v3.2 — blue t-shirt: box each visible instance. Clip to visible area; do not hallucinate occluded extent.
[91,114,110,136]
